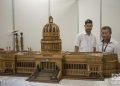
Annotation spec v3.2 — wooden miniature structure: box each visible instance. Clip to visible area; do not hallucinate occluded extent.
[41,16,61,55]
[0,16,119,83]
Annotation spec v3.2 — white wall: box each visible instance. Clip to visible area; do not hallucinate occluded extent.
[0,0,120,52]
[14,0,49,51]
[0,0,78,51]
[102,0,120,43]
[0,0,13,50]
[78,0,100,43]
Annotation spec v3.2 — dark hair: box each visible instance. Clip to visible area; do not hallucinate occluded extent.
[85,19,93,24]
[101,26,112,34]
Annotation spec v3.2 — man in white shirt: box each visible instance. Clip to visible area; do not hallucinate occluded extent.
[74,19,96,52]
[97,26,120,54]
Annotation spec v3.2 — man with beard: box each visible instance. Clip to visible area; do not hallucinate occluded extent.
[75,19,96,52]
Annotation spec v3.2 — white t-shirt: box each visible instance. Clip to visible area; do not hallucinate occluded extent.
[97,38,120,54]
[75,32,96,52]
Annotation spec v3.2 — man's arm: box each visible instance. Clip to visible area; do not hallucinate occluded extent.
[74,46,79,52]
[74,33,81,52]
[114,42,120,54]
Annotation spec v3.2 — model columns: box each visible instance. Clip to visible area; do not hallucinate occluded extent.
[20,32,24,52]
[14,32,24,52]
[15,33,19,52]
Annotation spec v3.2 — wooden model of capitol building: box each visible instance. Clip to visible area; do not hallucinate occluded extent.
[41,16,61,55]
[0,16,119,83]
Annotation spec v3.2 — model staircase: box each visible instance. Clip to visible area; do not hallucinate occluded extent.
[27,69,59,83]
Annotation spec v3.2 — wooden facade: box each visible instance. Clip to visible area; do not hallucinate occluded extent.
[0,52,119,82]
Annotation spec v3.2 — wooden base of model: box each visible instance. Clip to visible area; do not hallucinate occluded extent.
[0,52,119,83]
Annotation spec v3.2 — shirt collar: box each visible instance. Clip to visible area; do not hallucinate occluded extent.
[101,38,113,43]
[84,31,92,36]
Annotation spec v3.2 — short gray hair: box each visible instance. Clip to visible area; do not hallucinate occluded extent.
[101,26,112,34]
